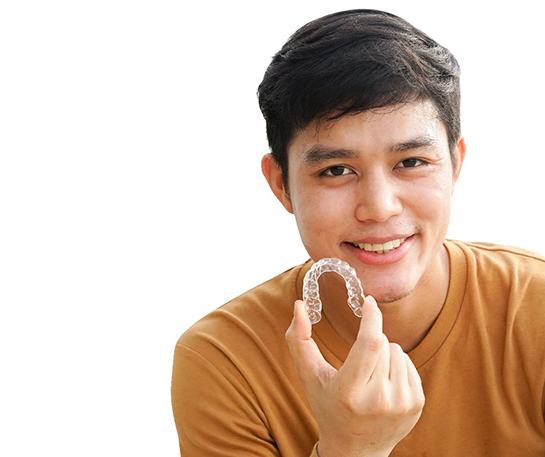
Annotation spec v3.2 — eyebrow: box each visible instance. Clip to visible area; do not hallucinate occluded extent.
[391,135,439,152]
[302,145,358,164]
[302,135,439,165]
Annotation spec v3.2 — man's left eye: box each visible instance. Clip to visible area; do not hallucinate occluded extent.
[396,158,427,168]
[321,166,352,177]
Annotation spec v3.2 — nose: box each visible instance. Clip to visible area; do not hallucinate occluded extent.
[354,172,403,223]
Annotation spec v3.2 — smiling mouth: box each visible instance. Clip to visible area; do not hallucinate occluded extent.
[348,236,409,254]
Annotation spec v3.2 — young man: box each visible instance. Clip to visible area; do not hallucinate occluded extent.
[172,9,545,456]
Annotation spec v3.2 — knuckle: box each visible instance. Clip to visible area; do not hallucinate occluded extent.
[317,365,334,386]
[391,389,411,416]
[389,342,403,354]
[367,386,391,415]
[363,334,384,353]
[406,391,426,414]
[408,402,424,416]
[393,400,411,416]
[339,389,362,414]
[386,387,423,417]
[415,391,426,410]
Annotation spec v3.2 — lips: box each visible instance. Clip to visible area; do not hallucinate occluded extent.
[343,235,415,266]
[349,237,407,254]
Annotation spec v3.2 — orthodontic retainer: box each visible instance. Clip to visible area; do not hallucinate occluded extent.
[302,257,365,324]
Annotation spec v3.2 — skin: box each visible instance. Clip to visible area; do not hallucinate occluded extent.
[261,99,466,455]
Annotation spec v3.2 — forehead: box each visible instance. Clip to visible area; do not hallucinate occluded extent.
[287,100,447,161]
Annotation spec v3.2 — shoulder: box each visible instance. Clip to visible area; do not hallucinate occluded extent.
[448,239,545,337]
[175,260,311,364]
[172,261,311,423]
[172,261,317,455]
[448,239,545,284]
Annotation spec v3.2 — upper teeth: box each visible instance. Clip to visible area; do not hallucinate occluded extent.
[352,238,406,253]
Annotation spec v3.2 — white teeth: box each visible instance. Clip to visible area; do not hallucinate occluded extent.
[383,241,394,250]
[352,237,407,254]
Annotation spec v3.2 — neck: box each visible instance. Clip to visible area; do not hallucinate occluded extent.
[319,245,450,352]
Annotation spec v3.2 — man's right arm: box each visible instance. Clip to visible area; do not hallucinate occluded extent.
[172,343,284,456]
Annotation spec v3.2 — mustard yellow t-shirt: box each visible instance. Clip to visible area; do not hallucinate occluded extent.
[172,240,545,456]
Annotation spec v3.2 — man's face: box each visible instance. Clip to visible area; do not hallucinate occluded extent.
[264,99,465,304]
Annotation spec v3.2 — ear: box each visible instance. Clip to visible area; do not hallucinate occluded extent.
[452,136,466,183]
[261,153,294,214]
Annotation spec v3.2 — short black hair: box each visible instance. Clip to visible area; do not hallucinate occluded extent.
[257,9,461,191]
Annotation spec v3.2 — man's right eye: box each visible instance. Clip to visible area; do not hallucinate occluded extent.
[320,166,353,177]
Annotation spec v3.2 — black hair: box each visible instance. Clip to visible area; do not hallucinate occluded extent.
[257,9,461,191]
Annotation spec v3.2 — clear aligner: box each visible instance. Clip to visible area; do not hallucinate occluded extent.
[302,258,365,324]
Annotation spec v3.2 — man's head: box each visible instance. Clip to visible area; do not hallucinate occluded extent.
[259,10,466,304]
[258,9,461,193]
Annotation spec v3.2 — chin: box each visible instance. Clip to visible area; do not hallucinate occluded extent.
[366,283,414,305]
[362,267,420,300]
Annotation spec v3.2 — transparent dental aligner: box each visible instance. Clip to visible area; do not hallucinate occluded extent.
[303,257,365,324]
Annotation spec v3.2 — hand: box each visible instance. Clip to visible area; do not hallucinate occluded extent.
[285,296,425,457]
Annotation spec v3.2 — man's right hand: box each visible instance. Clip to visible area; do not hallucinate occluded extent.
[285,296,425,457]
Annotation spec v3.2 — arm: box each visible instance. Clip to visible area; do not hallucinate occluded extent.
[172,343,282,456]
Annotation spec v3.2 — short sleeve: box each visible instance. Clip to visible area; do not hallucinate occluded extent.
[171,343,280,456]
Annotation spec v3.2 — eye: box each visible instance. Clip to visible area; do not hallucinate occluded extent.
[396,158,427,169]
[320,165,353,177]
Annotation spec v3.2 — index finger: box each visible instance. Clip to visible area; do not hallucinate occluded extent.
[338,295,385,383]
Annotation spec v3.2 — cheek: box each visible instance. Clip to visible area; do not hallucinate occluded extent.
[294,188,351,241]
[411,173,453,228]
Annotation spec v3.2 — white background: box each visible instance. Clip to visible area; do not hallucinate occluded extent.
[1,1,544,455]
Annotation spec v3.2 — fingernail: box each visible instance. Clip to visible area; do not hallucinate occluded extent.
[295,300,311,323]
[294,300,303,316]
[366,295,378,306]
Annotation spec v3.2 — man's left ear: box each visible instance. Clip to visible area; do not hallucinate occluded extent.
[452,136,466,183]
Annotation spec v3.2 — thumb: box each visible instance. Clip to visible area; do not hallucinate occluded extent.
[285,300,336,385]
